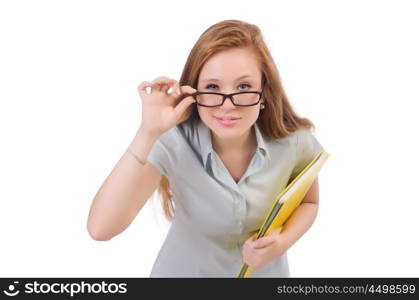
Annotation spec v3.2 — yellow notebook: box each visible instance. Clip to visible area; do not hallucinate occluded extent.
[236,149,331,278]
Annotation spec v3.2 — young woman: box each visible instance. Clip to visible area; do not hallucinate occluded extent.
[87,19,324,277]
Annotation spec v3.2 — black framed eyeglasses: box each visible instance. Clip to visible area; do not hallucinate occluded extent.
[189,89,264,107]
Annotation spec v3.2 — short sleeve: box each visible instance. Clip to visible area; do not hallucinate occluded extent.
[289,129,324,181]
[147,129,174,176]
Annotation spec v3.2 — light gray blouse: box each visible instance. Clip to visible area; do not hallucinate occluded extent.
[146,118,323,277]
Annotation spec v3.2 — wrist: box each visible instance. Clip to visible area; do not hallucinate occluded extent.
[137,126,161,140]
[126,147,146,165]
[127,127,160,165]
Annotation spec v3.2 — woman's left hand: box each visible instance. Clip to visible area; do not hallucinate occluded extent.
[241,226,286,270]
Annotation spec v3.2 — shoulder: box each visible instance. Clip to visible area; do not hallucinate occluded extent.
[274,127,316,146]
[293,127,323,157]
[152,119,200,158]
[270,128,306,147]
[271,127,322,157]
[158,119,196,146]
[176,118,199,142]
[287,127,324,179]
[156,127,178,147]
[294,127,314,146]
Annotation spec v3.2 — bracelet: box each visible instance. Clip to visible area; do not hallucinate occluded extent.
[126,147,146,166]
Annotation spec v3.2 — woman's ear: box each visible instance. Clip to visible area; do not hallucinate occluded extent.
[260,99,265,110]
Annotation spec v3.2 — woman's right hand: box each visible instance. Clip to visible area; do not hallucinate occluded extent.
[137,76,197,137]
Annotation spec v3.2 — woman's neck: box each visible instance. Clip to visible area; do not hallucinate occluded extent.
[211,126,257,156]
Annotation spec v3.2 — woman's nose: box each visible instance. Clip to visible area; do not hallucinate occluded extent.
[220,96,236,109]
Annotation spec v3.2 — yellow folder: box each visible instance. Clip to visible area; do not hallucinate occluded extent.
[236,149,331,278]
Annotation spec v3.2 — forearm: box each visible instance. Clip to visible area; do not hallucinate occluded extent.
[278,203,319,252]
[87,128,160,240]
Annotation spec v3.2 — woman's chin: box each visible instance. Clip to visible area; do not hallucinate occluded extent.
[210,127,243,140]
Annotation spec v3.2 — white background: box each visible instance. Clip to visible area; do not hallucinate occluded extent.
[1,0,418,277]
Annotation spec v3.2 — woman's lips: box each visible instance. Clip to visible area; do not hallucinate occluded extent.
[215,116,240,126]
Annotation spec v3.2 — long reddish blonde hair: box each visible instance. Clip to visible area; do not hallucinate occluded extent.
[157,19,315,221]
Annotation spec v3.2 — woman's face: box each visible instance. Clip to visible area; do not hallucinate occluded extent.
[196,47,264,142]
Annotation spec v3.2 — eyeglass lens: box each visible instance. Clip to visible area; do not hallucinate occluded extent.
[195,92,259,106]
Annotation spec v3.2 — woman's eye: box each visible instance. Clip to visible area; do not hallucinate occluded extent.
[239,83,251,90]
[205,83,218,89]
[205,83,252,90]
